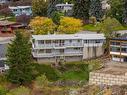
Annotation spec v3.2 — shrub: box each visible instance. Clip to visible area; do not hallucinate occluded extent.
[32,64,60,81]
[34,75,49,90]
[0,85,7,95]
[59,63,89,81]
[6,86,31,95]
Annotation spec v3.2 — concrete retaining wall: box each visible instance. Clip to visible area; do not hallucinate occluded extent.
[89,72,127,86]
[37,56,82,63]
[83,46,103,59]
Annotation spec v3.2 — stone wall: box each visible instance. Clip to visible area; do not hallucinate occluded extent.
[89,72,127,86]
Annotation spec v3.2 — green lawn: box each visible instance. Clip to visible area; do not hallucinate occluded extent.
[7,17,16,22]
[83,24,101,31]
[61,70,89,81]
[33,62,89,82]
[0,15,16,22]
[83,24,127,31]
[59,63,89,81]
[32,63,60,81]
[113,25,127,31]
[33,59,103,82]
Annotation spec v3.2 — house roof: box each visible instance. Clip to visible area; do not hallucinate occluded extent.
[111,33,127,41]
[0,20,16,26]
[9,6,31,9]
[11,24,25,28]
[56,4,73,7]
[114,30,127,35]
[32,33,105,40]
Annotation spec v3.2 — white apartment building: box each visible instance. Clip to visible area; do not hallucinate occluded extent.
[32,33,105,63]
[9,6,32,16]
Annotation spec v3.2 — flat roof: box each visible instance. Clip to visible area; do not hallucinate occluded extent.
[56,4,74,7]
[32,34,105,40]
[9,6,31,9]
[115,30,127,34]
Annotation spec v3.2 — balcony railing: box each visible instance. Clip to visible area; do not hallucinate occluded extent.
[32,52,83,57]
[111,45,127,48]
[32,53,53,58]
[33,43,83,49]
[110,51,127,56]
[84,43,103,47]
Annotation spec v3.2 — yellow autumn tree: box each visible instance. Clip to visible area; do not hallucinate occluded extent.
[29,16,56,35]
[58,17,83,34]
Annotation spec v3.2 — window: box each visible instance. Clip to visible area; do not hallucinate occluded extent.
[38,40,44,44]
[122,48,127,52]
[39,49,44,53]
[111,42,120,45]
[95,40,100,43]
[69,40,72,43]
[46,49,51,53]
[13,9,17,11]
[74,48,80,50]
[114,55,120,58]
[77,40,80,42]
[84,40,87,43]
[32,39,35,43]
[111,47,120,52]
[54,40,59,43]
[60,49,64,53]
[45,40,51,44]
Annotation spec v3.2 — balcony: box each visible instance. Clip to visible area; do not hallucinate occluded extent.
[110,51,127,56]
[84,43,103,47]
[54,51,83,56]
[32,52,53,58]
[66,43,83,47]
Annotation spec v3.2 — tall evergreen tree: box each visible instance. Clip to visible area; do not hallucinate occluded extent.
[6,30,33,84]
[32,0,48,16]
[47,0,63,17]
[89,0,103,21]
[73,0,90,21]
[107,0,124,23]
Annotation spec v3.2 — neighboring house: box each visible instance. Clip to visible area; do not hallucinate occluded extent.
[0,20,25,36]
[32,33,105,63]
[0,0,10,4]
[9,6,32,16]
[113,30,127,37]
[56,3,74,12]
[56,3,73,16]
[0,60,9,73]
[101,0,110,10]
[55,1,110,16]
[110,34,127,62]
